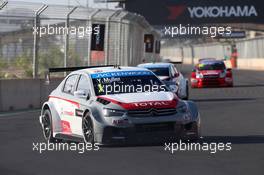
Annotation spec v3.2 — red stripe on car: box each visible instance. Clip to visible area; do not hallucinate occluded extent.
[98,96,178,110]
[49,96,80,108]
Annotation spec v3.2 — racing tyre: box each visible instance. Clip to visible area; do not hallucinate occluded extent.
[42,109,56,143]
[183,122,201,142]
[190,122,201,142]
[82,113,94,144]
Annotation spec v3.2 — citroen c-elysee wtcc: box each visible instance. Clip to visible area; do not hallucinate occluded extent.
[39,66,201,145]
[191,60,233,88]
[138,62,189,100]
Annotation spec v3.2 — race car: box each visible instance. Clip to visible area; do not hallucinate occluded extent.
[191,60,233,88]
[138,62,189,100]
[39,65,201,145]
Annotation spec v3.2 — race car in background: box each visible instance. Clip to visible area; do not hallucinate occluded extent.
[138,62,189,100]
[39,65,201,145]
[191,59,233,88]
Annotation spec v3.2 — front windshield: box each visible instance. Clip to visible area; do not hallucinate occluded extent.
[91,71,168,96]
[198,62,226,71]
[147,67,169,76]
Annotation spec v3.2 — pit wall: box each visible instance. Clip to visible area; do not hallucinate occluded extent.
[160,36,264,70]
[168,56,264,70]
[0,78,62,112]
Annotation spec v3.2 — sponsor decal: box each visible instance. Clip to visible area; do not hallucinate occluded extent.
[167,5,187,20]
[91,71,152,79]
[61,120,72,134]
[187,6,258,18]
[63,111,74,116]
[133,101,171,107]
[98,96,178,110]
[75,109,84,117]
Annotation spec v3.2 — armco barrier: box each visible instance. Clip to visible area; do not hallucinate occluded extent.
[0,78,62,112]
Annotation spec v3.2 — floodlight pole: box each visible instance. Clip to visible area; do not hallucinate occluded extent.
[105,10,120,65]
[64,6,78,76]
[33,4,48,79]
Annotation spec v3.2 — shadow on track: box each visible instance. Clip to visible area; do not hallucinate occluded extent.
[202,135,264,144]
[234,84,264,88]
[192,97,256,103]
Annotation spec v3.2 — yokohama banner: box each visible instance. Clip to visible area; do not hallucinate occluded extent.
[126,0,264,25]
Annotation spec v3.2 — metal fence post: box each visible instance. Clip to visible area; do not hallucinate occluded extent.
[191,45,194,66]
[64,6,77,76]
[33,5,48,79]
[0,1,8,60]
[87,9,100,66]
[105,10,120,65]
[118,17,124,65]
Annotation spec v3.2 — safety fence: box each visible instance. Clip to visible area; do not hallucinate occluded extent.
[0,1,161,79]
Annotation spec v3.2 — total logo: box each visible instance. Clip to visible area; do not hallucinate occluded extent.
[133,101,171,107]
[188,5,258,18]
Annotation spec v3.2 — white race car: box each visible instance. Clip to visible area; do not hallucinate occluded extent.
[138,62,189,100]
[39,66,200,145]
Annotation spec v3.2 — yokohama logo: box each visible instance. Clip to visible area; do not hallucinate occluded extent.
[188,6,258,18]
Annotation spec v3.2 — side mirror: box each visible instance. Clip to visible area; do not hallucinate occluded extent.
[226,68,232,71]
[174,73,179,77]
[74,90,89,100]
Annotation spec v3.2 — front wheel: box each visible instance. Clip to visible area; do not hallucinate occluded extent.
[183,84,189,100]
[82,114,95,144]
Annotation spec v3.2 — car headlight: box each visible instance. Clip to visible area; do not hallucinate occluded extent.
[176,103,192,120]
[103,108,126,117]
[196,73,203,79]
[169,85,178,93]
[176,103,188,113]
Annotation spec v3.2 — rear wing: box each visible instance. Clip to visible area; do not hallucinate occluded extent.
[170,61,182,64]
[48,65,118,73]
[45,65,118,84]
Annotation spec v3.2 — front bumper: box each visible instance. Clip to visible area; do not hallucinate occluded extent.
[95,121,199,145]
[191,77,232,88]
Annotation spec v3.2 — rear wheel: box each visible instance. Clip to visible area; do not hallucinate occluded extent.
[82,114,94,144]
[41,109,56,143]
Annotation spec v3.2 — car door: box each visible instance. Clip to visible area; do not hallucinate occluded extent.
[59,74,80,136]
[71,74,92,136]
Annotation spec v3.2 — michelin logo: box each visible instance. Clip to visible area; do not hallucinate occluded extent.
[188,5,258,18]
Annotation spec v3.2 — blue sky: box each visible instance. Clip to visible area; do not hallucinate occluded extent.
[7,0,117,8]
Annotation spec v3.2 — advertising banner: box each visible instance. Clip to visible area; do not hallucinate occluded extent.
[126,0,264,25]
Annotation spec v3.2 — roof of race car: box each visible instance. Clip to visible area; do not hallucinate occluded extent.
[138,62,172,68]
[71,66,155,79]
[73,66,151,74]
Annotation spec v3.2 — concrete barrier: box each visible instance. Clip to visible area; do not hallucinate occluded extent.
[179,57,264,70]
[0,78,62,112]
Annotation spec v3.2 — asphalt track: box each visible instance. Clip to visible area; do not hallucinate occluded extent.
[1,65,264,175]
